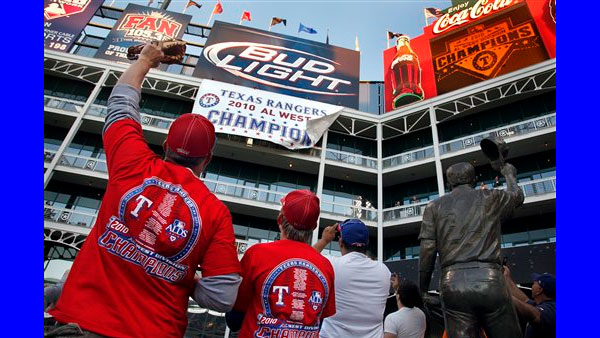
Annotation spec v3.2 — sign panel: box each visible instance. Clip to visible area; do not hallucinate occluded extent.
[44,0,103,52]
[95,4,191,65]
[430,4,548,95]
[192,80,343,149]
[193,21,360,109]
[383,0,553,112]
[434,0,520,35]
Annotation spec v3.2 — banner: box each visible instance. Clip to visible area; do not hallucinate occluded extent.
[193,21,360,109]
[44,0,103,52]
[193,80,343,149]
[383,0,553,112]
[430,5,548,95]
[95,4,191,67]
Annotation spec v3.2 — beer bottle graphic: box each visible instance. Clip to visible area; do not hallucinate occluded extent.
[390,35,424,109]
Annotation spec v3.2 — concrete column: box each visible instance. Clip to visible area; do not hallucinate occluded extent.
[429,106,445,196]
[313,131,328,245]
[44,69,111,189]
[376,123,383,262]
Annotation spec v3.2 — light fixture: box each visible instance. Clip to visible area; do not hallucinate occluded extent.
[246,137,253,147]
[289,163,293,168]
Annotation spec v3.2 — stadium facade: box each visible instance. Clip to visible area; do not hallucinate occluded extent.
[44,3,555,337]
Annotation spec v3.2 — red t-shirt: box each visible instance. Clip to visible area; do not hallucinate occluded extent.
[234,240,336,338]
[50,119,241,338]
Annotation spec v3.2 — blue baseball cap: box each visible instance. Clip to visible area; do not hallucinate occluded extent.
[338,219,369,247]
[532,273,555,298]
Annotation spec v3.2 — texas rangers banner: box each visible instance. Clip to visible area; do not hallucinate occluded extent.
[95,4,191,66]
[193,21,360,109]
[44,0,104,52]
[193,80,343,149]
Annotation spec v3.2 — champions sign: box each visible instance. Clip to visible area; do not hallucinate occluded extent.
[95,4,191,65]
[382,0,555,112]
[44,0,103,52]
[193,80,343,149]
[194,21,360,109]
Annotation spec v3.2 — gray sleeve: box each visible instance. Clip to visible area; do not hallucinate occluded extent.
[384,313,399,334]
[192,273,242,313]
[44,283,63,310]
[103,84,142,135]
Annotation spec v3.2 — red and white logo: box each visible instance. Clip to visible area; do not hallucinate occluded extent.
[433,0,519,34]
[117,11,183,41]
[44,0,92,21]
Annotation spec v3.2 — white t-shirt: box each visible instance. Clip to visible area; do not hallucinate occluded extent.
[319,252,391,338]
[384,307,426,338]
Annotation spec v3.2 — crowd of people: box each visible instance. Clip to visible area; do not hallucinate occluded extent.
[43,43,555,338]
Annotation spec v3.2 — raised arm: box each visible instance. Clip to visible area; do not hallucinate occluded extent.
[495,163,525,221]
[503,265,529,303]
[313,224,337,253]
[103,42,164,135]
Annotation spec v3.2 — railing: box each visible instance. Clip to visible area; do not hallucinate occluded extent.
[325,148,377,169]
[221,134,320,157]
[56,152,108,174]
[203,178,287,205]
[383,176,556,223]
[44,95,85,113]
[439,112,556,155]
[320,200,377,222]
[44,204,97,229]
[478,176,556,197]
[44,149,57,163]
[204,178,377,221]
[382,201,430,222]
[87,104,175,130]
[519,176,556,198]
[382,146,435,169]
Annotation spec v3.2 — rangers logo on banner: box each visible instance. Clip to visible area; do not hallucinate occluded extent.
[193,80,343,149]
[44,0,103,52]
[434,19,540,81]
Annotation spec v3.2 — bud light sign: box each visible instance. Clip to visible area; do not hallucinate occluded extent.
[194,21,360,109]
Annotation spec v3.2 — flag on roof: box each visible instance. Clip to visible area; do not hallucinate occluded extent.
[186,0,202,9]
[241,11,251,22]
[270,17,287,27]
[299,23,317,34]
[424,7,443,18]
[387,31,403,40]
[213,1,223,14]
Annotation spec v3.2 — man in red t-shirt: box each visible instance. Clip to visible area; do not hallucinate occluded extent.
[225,190,336,338]
[48,43,241,338]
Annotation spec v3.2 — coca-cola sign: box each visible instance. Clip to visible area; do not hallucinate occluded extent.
[433,0,520,34]
[194,21,360,109]
[430,5,549,95]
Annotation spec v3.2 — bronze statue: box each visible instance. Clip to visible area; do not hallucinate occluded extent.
[418,137,524,338]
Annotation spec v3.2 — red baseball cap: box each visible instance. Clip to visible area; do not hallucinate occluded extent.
[166,113,216,158]
[280,190,320,231]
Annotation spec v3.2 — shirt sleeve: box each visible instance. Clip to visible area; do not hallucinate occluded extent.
[536,302,555,328]
[321,266,336,319]
[103,84,157,180]
[199,204,241,278]
[193,273,242,313]
[232,246,256,312]
[384,313,398,334]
